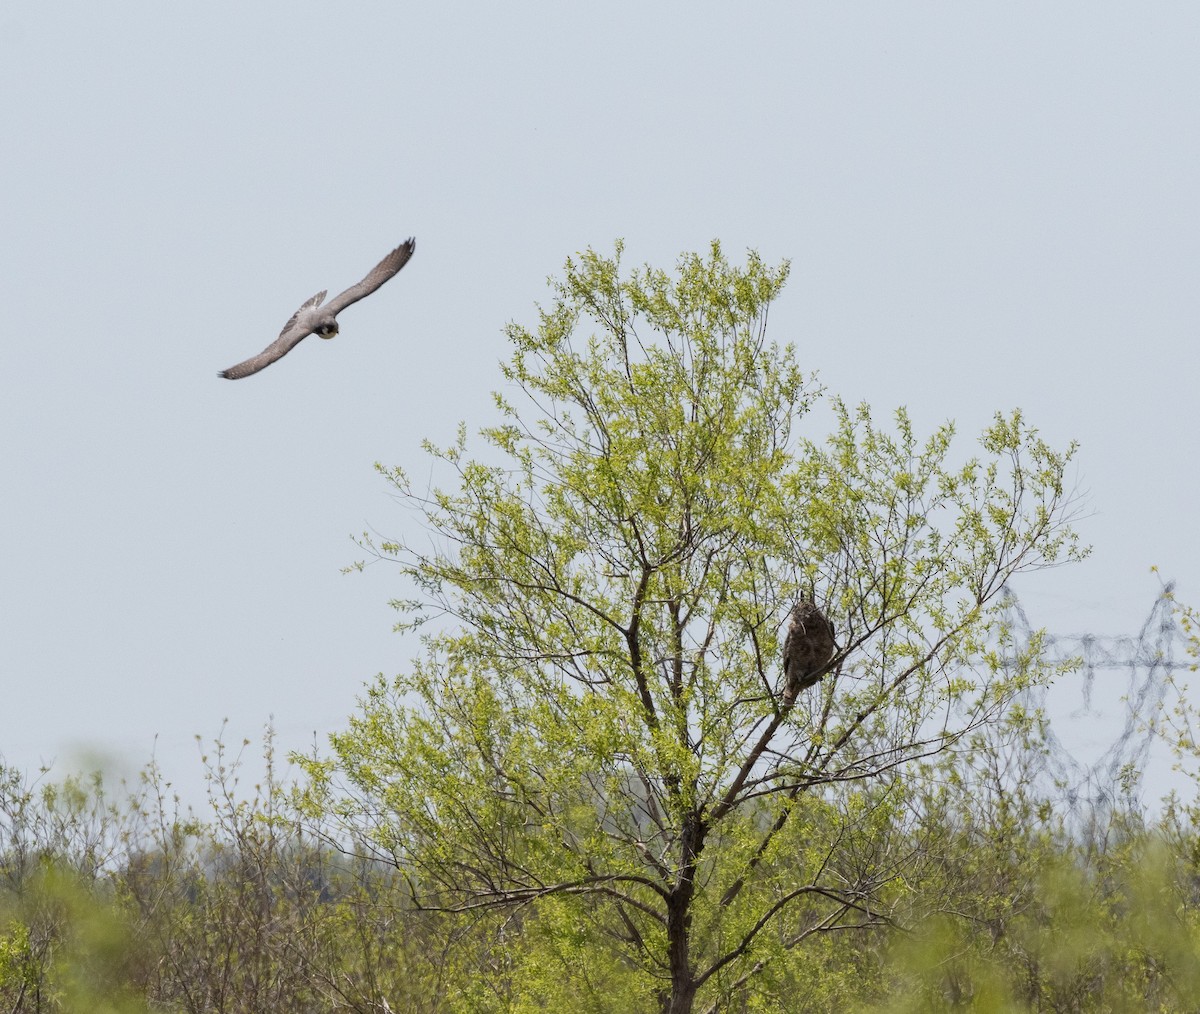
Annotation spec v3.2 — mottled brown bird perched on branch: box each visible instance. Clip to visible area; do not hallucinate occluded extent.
[781,599,837,706]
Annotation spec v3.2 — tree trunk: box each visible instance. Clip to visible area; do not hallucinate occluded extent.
[662,812,706,1014]
[665,979,698,1014]
[664,890,697,1013]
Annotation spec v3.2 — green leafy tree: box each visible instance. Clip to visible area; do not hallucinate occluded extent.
[308,241,1085,1012]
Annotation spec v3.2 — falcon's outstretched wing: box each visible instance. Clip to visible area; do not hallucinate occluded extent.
[217,290,327,380]
[324,239,415,316]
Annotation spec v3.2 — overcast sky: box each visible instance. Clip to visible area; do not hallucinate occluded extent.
[2,3,1196,804]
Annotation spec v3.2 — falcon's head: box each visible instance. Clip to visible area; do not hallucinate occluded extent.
[317,322,339,339]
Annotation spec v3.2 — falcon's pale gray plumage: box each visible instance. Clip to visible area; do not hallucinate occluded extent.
[781,599,837,705]
[218,239,415,380]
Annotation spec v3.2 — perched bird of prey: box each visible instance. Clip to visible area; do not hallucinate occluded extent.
[781,599,837,706]
[218,239,415,379]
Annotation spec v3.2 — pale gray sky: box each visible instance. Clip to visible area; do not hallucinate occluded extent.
[2,3,1197,802]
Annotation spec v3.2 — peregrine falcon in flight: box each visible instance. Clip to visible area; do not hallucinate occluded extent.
[218,238,415,379]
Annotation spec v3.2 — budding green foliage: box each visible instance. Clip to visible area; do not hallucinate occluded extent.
[314,241,1085,1010]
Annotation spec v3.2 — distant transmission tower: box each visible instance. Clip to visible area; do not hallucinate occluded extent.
[1001,584,1188,820]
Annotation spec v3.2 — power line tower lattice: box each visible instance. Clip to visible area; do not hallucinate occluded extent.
[1001,584,1188,825]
